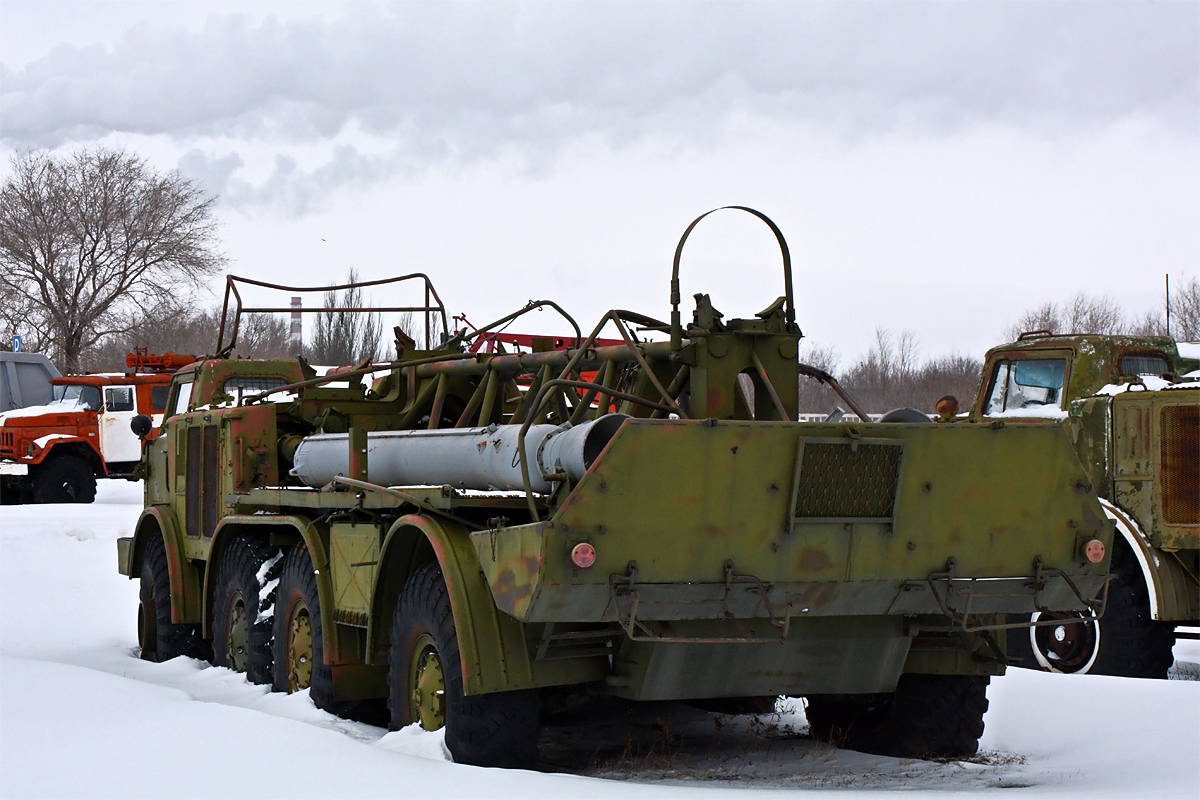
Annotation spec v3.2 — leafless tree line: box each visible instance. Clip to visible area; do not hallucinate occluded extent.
[1003,280,1200,342]
[799,281,1200,416]
[797,331,981,416]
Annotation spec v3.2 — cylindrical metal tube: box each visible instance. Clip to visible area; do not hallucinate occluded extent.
[291,414,629,493]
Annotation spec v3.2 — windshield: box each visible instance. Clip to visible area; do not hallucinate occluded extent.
[985,358,1067,415]
[50,384,102,411]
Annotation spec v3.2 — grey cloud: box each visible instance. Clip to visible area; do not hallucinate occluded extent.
[4,1,1195,213]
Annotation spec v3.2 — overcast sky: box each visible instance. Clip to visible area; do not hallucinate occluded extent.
[2,0,1198,365]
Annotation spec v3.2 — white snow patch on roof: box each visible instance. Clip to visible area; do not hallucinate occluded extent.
[1095,376,1174,395]
[1175,342,1200,360]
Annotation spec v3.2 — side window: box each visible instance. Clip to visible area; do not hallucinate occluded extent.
[150,386,170,412]
[170,380,194,417]
[985,359,1066,414]
[104,386,135,412]
[985,363,1011,415]
[1120,354,1169,377]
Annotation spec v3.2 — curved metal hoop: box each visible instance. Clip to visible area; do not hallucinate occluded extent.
[669,206,795,348]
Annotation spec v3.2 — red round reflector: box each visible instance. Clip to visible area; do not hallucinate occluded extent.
[1083,538,1105,564]
[571,542,596,569]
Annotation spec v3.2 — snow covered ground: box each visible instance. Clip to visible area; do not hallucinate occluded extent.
[2,482,1197,799]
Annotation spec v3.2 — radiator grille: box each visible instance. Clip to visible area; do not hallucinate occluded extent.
[1161,405,1199,525]
[792,439,904,521]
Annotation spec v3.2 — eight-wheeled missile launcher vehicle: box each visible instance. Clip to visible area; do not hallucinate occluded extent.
[117,208,1114,767]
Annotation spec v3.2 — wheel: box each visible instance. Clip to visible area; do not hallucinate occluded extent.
[272,544,344,712]
[32,455,96,503]
[1006,539,1174,679]
[1086,540,1175,678]
[138,534,210,663]
[212,537,281,684]
[806,674,989,759]
[388,562,540,768]
[1027,611,1101,674]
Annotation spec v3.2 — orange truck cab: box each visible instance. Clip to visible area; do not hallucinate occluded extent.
[0,352,193,504]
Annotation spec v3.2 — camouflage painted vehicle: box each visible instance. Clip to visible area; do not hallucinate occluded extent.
[117,208,1113,767]
[968,332,1198,677]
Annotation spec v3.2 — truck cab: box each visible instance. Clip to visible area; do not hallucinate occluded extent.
[969,332,1198,677]
[0,352,193,504]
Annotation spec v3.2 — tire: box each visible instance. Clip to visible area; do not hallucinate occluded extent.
[272,544,341,712]
[1087,541,1175,678]
[1006,540,1174,679]
[388,562,540,768]
[138,534,210,663]
[212,537,281,684]
[806,674,989,759]
[32,455,96,504]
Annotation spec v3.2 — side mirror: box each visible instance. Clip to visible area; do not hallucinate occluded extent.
[130,414,153,438]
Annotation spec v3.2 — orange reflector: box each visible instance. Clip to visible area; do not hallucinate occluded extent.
[571,542,596,569]
[1083,539,1105,564]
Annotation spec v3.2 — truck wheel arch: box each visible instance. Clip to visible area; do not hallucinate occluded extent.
[35,440,105,477]
[130,509,202,625]
[1100,498,1192,621]
[370,514,535,696]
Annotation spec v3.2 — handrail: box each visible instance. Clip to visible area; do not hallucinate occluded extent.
[448,300,583,352]
[669,206,795,349]
[216,273,451,356]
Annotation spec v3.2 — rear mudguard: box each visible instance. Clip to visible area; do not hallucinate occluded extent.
[369,514,609,695]
[1101,499,1198,622]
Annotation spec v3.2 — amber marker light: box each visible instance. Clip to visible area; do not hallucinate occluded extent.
[1083,539,1105,564]
[571,542,597,568]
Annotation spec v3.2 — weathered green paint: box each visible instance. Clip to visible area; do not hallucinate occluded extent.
[472,419,1109,628]
[120,216,1132,708]
[971,333,1199,626]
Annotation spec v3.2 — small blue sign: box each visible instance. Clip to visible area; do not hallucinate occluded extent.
[11,335,20,353]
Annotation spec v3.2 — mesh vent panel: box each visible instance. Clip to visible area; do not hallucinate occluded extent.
[1161,405,1199,525]
[794,441,902,519]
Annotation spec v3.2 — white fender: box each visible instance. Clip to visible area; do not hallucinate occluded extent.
[1098,498,1161,620]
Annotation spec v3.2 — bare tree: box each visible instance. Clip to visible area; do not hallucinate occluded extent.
[1004,293,1127,341]
[0,148,225,373]
[795,330,979,415]
[1004,282,1199,342]
[307,269,385,365]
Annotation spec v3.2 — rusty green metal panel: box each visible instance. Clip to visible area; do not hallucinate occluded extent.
[472,418,1110,629]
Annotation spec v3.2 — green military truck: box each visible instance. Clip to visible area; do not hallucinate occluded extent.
[117,209,1113,767]
[968,332,1198,678]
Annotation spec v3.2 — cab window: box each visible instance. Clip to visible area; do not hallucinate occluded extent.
[104,386,135,412]
[169,380,194,417]
[223,377,289,402]
[150,386,170,412]
[985,359,1067,414]
[1120,354,1169,377]
[52,384,102,411]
